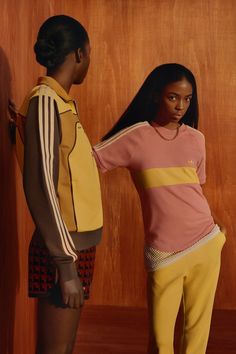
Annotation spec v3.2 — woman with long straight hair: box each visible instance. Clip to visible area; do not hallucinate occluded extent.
[93,63,226,354]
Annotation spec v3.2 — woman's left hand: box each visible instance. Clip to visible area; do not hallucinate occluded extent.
[8,99,18,123]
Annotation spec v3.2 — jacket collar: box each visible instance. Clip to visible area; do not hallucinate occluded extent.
[38,76,73,102]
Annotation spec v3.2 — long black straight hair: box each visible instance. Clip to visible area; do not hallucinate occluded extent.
[102,63,198,141]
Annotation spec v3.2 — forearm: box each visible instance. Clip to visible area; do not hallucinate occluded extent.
[201,184,226,234]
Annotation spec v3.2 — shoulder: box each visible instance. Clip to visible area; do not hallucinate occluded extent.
[112,121,150,139]
[19,84,71,116]
[19,84,59,117]
[30,85,60,107]
[95,121,150,150]
[185,125,205,142]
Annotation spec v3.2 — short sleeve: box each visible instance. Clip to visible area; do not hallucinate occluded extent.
[93,123,147,172]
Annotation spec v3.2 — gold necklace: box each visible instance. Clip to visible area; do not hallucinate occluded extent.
[154,125,180,141]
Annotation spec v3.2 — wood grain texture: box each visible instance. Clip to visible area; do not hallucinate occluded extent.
[0,1,235,352]
[72,0,236,309]
[74,305,236,354]
[0,2,56,354]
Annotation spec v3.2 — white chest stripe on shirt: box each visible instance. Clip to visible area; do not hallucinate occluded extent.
[38,91,77,261]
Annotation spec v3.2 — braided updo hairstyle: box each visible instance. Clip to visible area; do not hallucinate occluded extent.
[34,15,89,71]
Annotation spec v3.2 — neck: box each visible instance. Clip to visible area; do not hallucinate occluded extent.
[47,72,72,93]
[47,69,74,93]
[156,121,181,130]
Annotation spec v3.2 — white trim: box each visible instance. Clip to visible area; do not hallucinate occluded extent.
[95,121,149,150]
[38,89,77,261]
[145,225,221,272]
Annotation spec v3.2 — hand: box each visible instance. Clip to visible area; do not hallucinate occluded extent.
[8,99,18,144]
[210,210,227,236]
[220,225,227,236]
[60,277,84,309]
[8,99,18,123]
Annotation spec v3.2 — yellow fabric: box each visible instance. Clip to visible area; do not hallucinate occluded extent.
[19,85,76,117]
[57,110,79,230]
[58,110,103,231]
[38,76,73,102]
[18,76,103,232]
[147,232,226,354]
[69,123,103,231]
[135,166,199,189]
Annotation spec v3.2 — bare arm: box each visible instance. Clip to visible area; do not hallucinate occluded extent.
[201,184,227,234]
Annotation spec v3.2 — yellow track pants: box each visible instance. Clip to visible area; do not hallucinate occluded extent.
[147,232,226,354]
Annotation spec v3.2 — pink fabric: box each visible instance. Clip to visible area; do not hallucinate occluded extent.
[93,122,215,252]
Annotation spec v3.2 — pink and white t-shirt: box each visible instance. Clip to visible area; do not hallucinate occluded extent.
[93,121,218,271]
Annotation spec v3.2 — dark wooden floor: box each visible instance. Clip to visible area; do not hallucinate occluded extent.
[74,305,236,354]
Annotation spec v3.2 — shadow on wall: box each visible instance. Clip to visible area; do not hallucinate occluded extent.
[0,46,20,354]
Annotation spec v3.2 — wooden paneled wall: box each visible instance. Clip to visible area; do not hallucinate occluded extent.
[0,0,235,353]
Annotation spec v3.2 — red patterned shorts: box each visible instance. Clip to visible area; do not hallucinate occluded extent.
[28,234,96,305]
